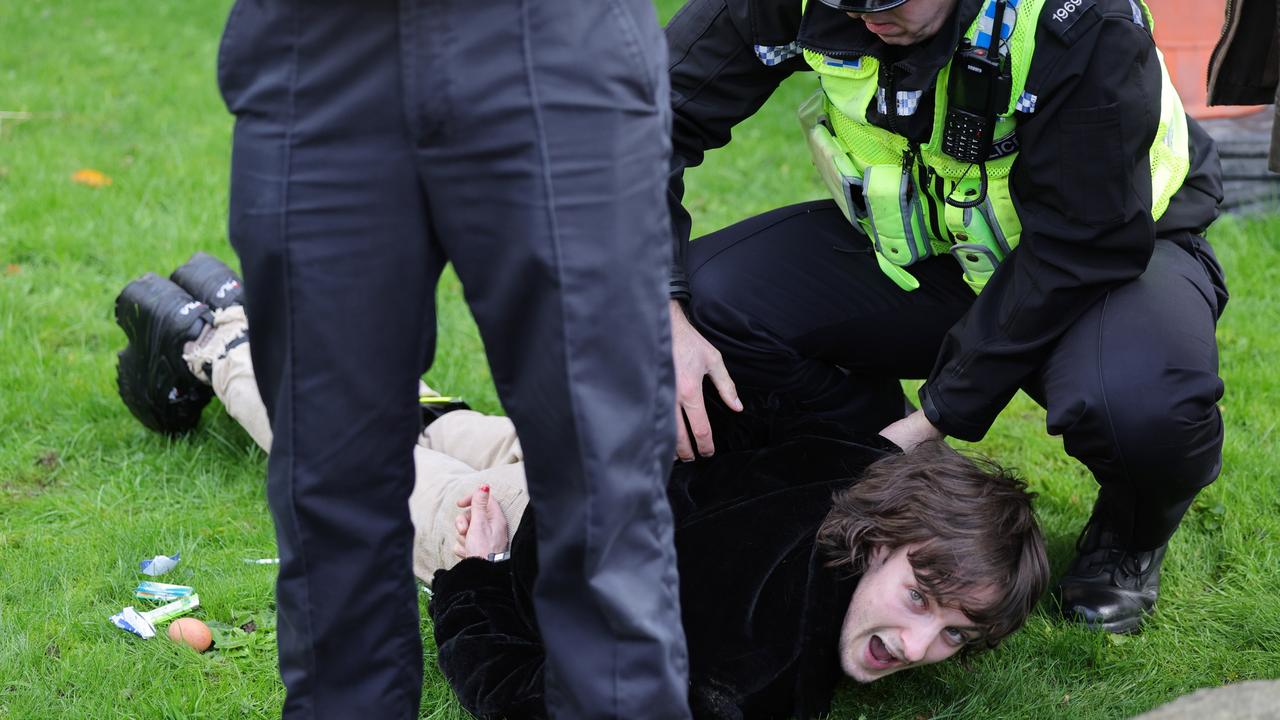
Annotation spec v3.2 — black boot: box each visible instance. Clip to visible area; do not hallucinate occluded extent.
[1057,514,1167,634]
[114,273,214,435]
[170,252,244,310]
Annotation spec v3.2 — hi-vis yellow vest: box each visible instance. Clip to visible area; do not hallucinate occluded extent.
[799,0,1190,292]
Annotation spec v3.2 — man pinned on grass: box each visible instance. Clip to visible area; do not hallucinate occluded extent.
[114,256,1048,718]
[430,438,1050,718]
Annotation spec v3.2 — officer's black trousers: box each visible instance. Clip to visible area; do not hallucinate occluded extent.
[217,2,689,718]
[688,200,1225,550]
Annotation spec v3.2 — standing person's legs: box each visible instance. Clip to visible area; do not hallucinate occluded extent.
[1027,238,1226,631]
[219,3,438,717]
[687,201,975,434]
[405,1,688,715]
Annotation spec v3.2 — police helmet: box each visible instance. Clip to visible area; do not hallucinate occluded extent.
[817,0,913,12]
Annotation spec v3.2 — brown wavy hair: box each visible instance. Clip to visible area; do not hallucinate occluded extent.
[816,440,1048,652]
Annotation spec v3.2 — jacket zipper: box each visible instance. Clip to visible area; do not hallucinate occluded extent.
[1206,0,1241,91]
[883,61,900,137]
[798,40,885,62]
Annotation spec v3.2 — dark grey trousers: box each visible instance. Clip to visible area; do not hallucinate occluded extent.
[217,1,689,717]
[687,200,1226,551]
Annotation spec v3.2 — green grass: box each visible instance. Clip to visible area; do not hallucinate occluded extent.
[1,1,1277,718]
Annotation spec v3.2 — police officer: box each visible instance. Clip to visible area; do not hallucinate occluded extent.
[216,1,689,718]
[664,0,1227,633]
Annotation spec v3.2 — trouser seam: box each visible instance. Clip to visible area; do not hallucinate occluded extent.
[515,0,610,713]
[277,3,320,716]
[390,3,424,714]
[1093,290,1137,538]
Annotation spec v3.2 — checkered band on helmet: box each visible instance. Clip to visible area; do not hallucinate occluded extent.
[817,0,913,12]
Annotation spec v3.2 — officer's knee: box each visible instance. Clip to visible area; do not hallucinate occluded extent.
[687,270,754,340]
[1058,367,1223,480]
[688,255,740,307]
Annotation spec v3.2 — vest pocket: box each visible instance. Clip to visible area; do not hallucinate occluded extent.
[950,243,1001,293]
[798,91,923,291]
[801,96,868,224]
[862,164,931,267]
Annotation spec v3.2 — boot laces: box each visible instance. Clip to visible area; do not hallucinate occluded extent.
[1073,518,1151,582]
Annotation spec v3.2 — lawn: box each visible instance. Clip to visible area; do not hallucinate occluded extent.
[1,1,1278,718]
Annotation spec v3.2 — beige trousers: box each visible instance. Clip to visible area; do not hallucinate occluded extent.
[187,309,530,585]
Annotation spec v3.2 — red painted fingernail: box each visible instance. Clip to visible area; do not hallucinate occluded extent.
[480,484,490,493]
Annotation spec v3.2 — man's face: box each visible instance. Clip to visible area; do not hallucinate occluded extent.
[838,544,991,682]
[845,0,961,46]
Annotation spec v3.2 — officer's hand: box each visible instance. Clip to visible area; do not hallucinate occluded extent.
[670,299,742,461]
[453,484,509,560]
[878,410,944,453]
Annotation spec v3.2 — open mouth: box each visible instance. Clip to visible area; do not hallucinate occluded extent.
[867,634,900,669]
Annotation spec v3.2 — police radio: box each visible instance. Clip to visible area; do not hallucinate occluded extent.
[941,0,1012,206]
[942,42,1010,164]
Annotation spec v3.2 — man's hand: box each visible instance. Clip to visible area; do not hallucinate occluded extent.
[878,410,944,453]
[670,299,742,461]
[453,484,510,560]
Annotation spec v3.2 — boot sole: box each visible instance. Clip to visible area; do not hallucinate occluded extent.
[1067,612,1146,635]
[170,252,244,310]
[114,274,213,434]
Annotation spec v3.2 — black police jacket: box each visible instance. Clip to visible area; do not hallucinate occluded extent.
[1206,0,1280,172]
[429,394,893,719]
[1207,0,1278,107]
[665,0,1224,441]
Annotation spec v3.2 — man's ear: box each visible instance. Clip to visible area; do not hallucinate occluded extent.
[866,544,891,570]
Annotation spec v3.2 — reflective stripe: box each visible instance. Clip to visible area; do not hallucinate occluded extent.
[898,169,920,263]
[1127,0,1145,26]
[978,196,1012,256]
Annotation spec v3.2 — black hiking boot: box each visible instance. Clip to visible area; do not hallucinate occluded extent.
[114,273,214,435]
[170,252,244,310]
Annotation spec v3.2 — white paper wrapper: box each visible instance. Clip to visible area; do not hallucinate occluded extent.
[110,594,200,639]
[139,552,180,576]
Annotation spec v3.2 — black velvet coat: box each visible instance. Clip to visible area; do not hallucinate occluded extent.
[429,396,898,719]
